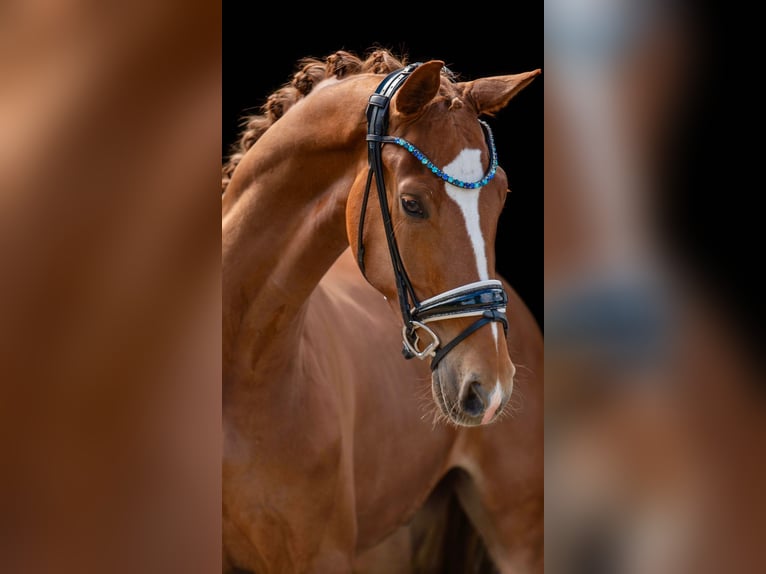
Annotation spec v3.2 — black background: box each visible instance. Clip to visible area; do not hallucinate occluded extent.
[222,11,543,327]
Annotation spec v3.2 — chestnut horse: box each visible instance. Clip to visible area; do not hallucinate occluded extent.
[222,49,542,573]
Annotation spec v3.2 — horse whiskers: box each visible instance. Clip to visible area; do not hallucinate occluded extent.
[416,395,445,429]
[513,361,536,377]
[500,383,526,420]
[413,379,448,428]
[429,400,457,430]
[432,412,454,430]
[415,390,438,418]
[415,370,527,428]
[495,401,521,423]
[441,380,468,429]
[413,375,462,430]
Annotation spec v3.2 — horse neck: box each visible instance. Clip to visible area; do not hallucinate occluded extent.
[222,78,373,374]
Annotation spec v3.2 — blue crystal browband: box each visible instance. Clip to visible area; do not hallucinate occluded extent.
[384,119,498,189]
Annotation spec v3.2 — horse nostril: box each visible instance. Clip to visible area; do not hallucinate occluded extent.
[461,381,486,417]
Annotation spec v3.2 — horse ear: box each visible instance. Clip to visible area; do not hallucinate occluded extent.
[392,60,444,117]
[461,69,541,116]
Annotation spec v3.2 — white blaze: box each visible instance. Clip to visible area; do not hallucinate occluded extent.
[443,149,498,352]
[444,149,489,281]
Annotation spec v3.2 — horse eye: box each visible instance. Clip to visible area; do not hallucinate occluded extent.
[400,196,426,218]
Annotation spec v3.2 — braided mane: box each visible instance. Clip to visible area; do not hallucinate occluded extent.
[222,48,408,193]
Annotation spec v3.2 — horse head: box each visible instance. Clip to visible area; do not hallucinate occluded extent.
[347,61,539,426]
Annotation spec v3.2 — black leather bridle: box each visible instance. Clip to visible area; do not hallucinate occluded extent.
[356,63,509,371]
